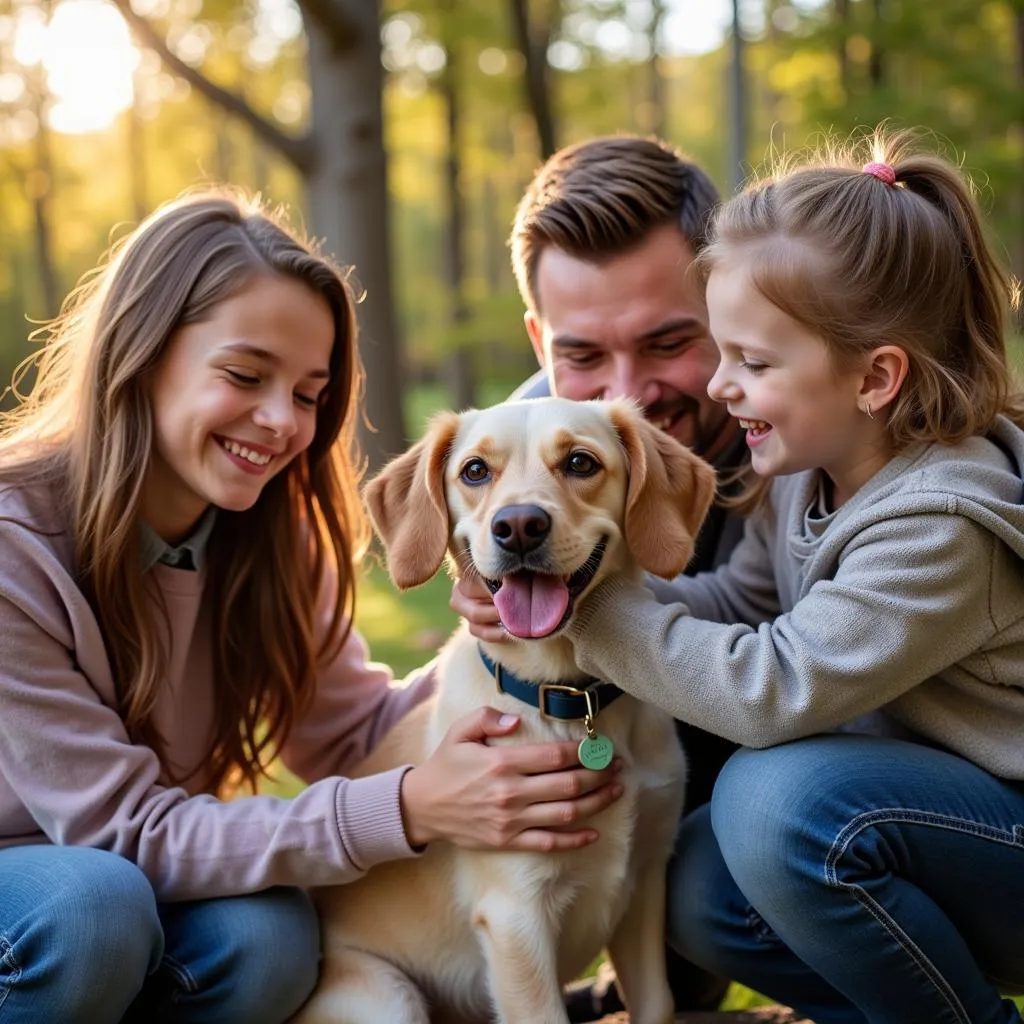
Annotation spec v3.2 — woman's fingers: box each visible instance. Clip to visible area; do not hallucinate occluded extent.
[449,706,521,743]
[498,738,615,776]
[505,827,600,853]
[488,746,624,850]
[502,782,625,851]
[512,759,621,800]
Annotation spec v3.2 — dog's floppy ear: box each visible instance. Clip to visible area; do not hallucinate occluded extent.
[363,411,461,590]
[610,400,718,579]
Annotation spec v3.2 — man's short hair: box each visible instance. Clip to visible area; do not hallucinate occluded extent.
[511,134,720,314]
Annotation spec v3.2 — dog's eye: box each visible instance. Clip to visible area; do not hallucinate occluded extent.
[460,458,491,485]
[565,451,600,477]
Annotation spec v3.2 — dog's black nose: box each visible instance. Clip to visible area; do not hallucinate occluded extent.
[491,504,551,556]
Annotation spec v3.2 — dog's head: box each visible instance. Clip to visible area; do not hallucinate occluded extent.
[363,397,716,640]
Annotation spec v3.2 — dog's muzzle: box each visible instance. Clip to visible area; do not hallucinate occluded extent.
[482,537,607,639]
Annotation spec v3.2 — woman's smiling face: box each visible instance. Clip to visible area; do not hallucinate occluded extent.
[144,273,335,541]
[705,256,887,505]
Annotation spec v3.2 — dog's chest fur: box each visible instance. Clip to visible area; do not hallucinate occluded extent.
[313,625,685,1021]
[417,628,686,1010]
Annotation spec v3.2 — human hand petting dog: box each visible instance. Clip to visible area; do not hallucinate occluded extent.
[451,575,505,643]
[400,705,623,851]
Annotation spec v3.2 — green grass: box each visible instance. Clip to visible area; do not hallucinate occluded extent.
[354,558,459,677]
[404,376,526,439]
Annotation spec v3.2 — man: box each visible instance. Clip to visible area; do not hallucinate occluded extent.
[511,134,749,1019]
[509,134,745,568]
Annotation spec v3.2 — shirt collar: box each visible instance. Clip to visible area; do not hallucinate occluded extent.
[139,507,217,573]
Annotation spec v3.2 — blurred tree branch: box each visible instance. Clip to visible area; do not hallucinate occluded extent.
[110,0,313,172]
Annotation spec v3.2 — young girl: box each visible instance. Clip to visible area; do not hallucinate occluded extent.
[455,129,1024,1023]
[0,190,622,1024]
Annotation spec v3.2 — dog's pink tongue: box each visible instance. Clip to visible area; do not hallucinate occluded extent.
[493,572,569,639]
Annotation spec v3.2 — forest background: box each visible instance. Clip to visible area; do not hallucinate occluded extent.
[1,0,1021,473]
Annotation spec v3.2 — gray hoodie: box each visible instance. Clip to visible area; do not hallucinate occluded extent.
[568,417,1024,779]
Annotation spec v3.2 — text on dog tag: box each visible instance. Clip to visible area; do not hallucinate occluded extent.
[578,733,614,771]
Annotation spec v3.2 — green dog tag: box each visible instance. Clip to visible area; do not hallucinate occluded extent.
[578,732,614,771]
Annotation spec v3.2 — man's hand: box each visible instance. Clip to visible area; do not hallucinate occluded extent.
[451,576,507,643]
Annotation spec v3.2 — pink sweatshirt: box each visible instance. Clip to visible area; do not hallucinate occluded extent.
[0,479,433,901]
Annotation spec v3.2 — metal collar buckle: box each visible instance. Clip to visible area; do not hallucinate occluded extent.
[538,682,600,722]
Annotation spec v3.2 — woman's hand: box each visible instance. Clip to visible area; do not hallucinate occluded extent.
[451,576,506,643]
[400,707,623,852]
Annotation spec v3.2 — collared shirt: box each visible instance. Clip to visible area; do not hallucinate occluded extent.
[139,507,217,573]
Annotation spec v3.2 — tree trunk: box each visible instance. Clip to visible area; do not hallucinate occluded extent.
[128,70,148,222]
[482,174,504,294]
[29,87,58,319]
[508,0,558,158]
[440,0,476,411]
[869,0,885,88]
[646,0,667,137]
[728,0,747,190]
[305,1,407,469]
[834,0,851,96]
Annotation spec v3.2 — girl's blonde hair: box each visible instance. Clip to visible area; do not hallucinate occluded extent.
[699,128,1023,508]
[0,189,369,794]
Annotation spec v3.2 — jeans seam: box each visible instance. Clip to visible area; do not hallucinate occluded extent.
[0,931,23,1014]
[825,808,1018,1024]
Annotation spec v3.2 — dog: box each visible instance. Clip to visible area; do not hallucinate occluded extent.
[294,396,716,1024]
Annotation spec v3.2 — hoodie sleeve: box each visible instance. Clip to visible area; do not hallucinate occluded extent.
[643,510,782,627]
[567,512,1001,748]
[0,531,425,902]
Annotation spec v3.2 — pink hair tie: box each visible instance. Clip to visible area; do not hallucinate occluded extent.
[862,161,896,186]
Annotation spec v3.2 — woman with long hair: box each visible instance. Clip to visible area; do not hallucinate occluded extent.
[0,190,621,1023]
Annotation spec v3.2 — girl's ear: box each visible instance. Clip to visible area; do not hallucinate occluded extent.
[362,411,460,590]
[860,345,910,416]
[609,400,718,580]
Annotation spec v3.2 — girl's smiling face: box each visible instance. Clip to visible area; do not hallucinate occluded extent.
[705,257,889,506]
[144,273,335,541]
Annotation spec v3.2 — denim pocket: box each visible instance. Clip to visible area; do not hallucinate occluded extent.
[0,932,22,1013]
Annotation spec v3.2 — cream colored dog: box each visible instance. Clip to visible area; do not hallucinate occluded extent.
[295,397,716,1024]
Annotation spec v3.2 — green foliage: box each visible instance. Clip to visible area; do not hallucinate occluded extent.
[2,0,1020,403]
[356,559,457,676]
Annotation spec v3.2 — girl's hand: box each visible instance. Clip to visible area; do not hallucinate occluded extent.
[451,576,506,643]
[400,707,623,852]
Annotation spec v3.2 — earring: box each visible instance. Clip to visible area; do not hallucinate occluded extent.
[863,403,875,420]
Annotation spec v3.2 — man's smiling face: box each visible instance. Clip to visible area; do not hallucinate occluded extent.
[526,223,733,461]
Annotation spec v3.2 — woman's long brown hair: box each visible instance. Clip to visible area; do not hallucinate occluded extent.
[0,189,370,793]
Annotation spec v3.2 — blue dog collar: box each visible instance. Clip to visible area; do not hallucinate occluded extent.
[478,646,624,721]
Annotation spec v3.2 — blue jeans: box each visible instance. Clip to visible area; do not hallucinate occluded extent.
[667,735,1024,1024]
[0,845,320,1023]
